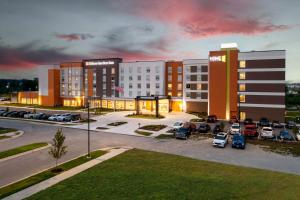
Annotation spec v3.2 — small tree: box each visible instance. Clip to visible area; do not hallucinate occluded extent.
[220,122,225,131]
[49,128,67,171]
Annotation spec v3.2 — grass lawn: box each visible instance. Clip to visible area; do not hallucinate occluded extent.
[248,139,300,157]
[107,121,127,126]
[27,149,300,200]
[134,130,153,136]
[155,134,174,139]
[0,127,17,134]
[0,143,48,159]
[0,150,106,199]
[286,111,300,117]
[126,113,165,119]
[0,135,11,140]
[139,125,167,131]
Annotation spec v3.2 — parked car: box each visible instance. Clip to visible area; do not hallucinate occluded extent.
[260,127,274,139]
[0,109,6,115]
[0,111,9,116]
[285,121,297,129]
[48,114,61,121]
[39,113,51,120]
[207,115,217,123]
[229,123,240,135]
[259,117,270,127]
[15,111,30,118]
[198,123,211,133]
[70,114,81,122]
[182,122,197,133]
[271,120,284,128]
[175,127,191,140]
[172,121,184,130]
[232,133,246,149]
[230,115,239,124]
[244,118,253,125]
[212,132,228,148]
[3,111,18,117]
[32,113,45,119]
[278,130,294,141]
[24,113,37,119]
[57,113,72,122]
[242,124,258,137]
[212,124,222,135]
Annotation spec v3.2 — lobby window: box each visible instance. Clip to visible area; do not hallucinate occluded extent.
[168,75,172,81]
[239,84,246,91]
[156,75,160,81]
[111,67,115,74]
[178,66,182,73]
[240,60,246,68]
[147,83,150,89]
[156,83,160,89]
[239,95,246,102]
[197,84,202,90]
[178,83,182,90]
[168,83,172,90]
[137,75,141,81]
[239,72,246,80]
[168,66,172,74]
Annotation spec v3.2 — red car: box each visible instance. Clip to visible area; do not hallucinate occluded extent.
[242,124,258,137]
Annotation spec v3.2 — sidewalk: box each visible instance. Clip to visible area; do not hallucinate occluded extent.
[3,147,132,200]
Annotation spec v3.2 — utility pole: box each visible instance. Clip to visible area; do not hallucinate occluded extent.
[87,101,91,158]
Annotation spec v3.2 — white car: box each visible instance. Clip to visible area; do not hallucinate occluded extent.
[297,128,300,141]
[212,132,228,148]
[48,114,61,121]
[24,113,35,119]
[230,123,240,134]
[172,121,184,130]
[260,127,274,138]
[57,113,72,122]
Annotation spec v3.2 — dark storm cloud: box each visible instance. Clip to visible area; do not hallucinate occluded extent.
[0,41,81,70]
[55,33,95,41]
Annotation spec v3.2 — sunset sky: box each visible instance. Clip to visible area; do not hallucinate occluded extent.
[0,0,299,81]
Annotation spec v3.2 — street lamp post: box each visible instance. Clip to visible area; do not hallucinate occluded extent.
[87,101,91,158]
[238,93,241,132]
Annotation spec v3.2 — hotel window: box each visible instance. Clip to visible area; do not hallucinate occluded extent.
[168,91,172,96]
[168,83,172,90]
[103,68,106,74]
[239,84,246,91]
[111,67,115,74]
[129,76,133,81]
[137,67,141,73]
[186,76,191,81]
[156,83,160,89]
[103,84,106,89]
[186,84,191,89]
[103,76,106,82]
[186,92,191,98]
[240,112,246,121]
[197,84,202,90]
[178,66,182,73]
[240,61,246,68]
[146,91,151,96]
[239,72,246,80]
[129,83,133,89]
[146,75,150,81]
[178,91,182,97]
[178,75,182,82]
[178,83,182,90]
[156,75,159,81]
[75,83,78,89]
[168,66,172,73]
[168,75,172,81]
[196,92,201,99]
[111,77,115,82]
[137,75,141,81]
[155,66,160,73]
[137,83,141,89]
[137,91,141,96]
[239,95,246,102]
[146,67,150,73]
[147,83,150,89]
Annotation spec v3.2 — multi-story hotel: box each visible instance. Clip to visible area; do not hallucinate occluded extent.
[18,44,286,121]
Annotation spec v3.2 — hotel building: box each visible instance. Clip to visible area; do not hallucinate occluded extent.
[18,43,286,121]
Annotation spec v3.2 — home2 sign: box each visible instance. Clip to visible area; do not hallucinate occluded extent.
[209,55,226,62]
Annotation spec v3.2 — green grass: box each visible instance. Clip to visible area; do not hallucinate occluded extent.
[139,125,167,131]
[134,130,153,136]
[27,149,300,200]
[126,113,165,119]
[0,135,11,140]
[286,111,300,117]
[190,118,206,122]
[248,140,300,157]
[0,127,17,135]
[0,150,106,199]
[107,121,127,126]
[0,143,48,159]
[155,134,174,139]
[79,119,97,123]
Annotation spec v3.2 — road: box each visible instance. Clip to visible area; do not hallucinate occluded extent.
[1,118,300,187]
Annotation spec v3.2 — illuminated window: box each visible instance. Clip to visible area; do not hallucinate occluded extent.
[168,91,172,96]
[168,83,172,90]
[240,61,246,68]
[239,72,246,80]
[239,95,246,102]
[177,92,182,97]
[197,84,202,90]
[239,84,246,91]
[240,112,246,121]
[111,68,115,74]
[178,83,182,90]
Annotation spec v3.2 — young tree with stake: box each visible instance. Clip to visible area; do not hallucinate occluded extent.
[49,128,67,170]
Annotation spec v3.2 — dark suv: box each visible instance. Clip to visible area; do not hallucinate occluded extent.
[259,117,270,127]
[207,115,217,123]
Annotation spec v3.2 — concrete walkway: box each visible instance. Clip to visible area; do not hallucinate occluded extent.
[3,147,131,200]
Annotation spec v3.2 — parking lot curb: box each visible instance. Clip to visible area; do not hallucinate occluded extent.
[0,131,24,142]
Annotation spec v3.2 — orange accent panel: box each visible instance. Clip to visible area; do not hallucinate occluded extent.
[88,69,93,97]
[165,61,183,97]
[229,50,239,117]
[60,62,82,68]
[209,51,227,119]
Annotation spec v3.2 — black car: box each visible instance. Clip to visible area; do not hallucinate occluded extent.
[16,111,30,118]
[175,127,191,140]
[198,123,211,133]
[244,118,253,125]
[0,111,9,116]
[39,113,51,120]
[207,115,217,123]
[285,121,296,129]
[212,124,222,135]
[271,120,284,128]
[259,117,270,127]
[278,130,294,141]
[4,111,18,117]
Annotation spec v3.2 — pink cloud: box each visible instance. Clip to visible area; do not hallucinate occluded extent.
[55,33,94,41]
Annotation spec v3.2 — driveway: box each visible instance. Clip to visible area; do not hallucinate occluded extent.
[0,118,300,187]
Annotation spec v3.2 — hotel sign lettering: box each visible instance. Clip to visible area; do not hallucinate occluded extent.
[209,55,226,62]
[85,61,115,66]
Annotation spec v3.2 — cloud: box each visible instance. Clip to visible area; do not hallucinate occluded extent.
[121,0,289,39]
[54,33,94,41]
[0,41,81,70]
